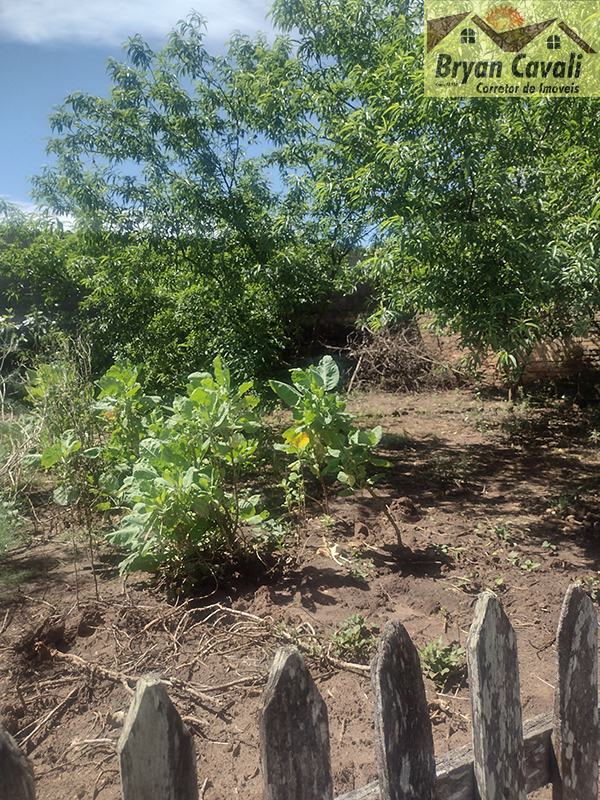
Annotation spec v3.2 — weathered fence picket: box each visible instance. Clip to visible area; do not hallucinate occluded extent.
[371,620,436,800]
[259,645,333,800]
[117,674,198,800]
[467,591,526,800]
[0,725,35,800]
[552,583,599,800]
[2,584,599,799]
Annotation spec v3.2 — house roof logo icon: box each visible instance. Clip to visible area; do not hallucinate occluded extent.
[427,8,597,54]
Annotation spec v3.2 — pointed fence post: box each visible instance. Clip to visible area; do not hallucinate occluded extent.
[552,583,599,800]
[0,725,36,800]
[259,646,333,800]
[467,591,526,800]
[371,620,436,800]
[118,675,198,800]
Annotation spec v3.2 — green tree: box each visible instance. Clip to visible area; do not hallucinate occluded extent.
[229,0,600,379]
[30,16,352,387]
[0,202,83,327]
[31,3,600,383]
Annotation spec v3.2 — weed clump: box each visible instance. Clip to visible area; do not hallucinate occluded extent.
[418,638,466,691]
[329,614,379,664]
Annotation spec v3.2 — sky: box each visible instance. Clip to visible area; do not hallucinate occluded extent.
[0,0,275,210]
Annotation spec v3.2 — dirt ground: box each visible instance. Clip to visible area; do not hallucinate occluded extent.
[2,383,600,799]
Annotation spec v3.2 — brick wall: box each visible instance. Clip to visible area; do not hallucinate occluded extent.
[419,316,600,383]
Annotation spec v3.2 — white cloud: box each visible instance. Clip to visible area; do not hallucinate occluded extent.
[0,0,273,46]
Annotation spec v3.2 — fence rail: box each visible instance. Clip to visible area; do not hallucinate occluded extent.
[2,583,598,800]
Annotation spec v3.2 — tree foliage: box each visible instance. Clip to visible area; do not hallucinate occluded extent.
[24,3,600,381]
[0,202,81,325]
[228,0,600,374]
[28,16,354,387]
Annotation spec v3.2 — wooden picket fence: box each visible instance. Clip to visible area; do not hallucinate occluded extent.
[1,583,599,800]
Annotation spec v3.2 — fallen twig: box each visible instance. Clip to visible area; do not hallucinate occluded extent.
[50,649,136,695]
[195,674,266,692]
[70,738,115,748]
[201,603,269,625]
[18,687,79,748]
[276,629,371,675]
[0,608,11,635]
[325,655,371,675]
[139,598,193,634]
[49,648,224,714]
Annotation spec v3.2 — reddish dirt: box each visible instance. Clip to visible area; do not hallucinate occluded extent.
[2,385,600,799]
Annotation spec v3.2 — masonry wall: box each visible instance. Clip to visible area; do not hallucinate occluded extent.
[419,316,600,384]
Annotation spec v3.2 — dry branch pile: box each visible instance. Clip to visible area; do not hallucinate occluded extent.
[347,324,459,393]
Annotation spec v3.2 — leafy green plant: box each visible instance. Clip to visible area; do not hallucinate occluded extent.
[24,339,106,514]
[418,638,466,691]
[425,542,465,561]
[329,614,379,664]
[25,338,97,449]
[270,355,389,517]
[345,548,376,583]
[490,518,516,544]
[26,353,282,591]
[274,620,324,658]
[546,488,582,519]
[94,361,161,466]
[507,550,540,571]
[279,469,306,518]
[105,358,274,589]
[455,570,481,594]
[24,343,107,599]
[39,428,85,506]
[577,576,600,604]
[270,355,352,512]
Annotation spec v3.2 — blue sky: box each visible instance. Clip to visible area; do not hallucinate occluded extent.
[0,1,275,210]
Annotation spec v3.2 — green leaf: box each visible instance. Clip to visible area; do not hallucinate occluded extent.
[213,356,230,388]
[237,381,254,397]
[82,446,103,459]
[269,380,301,407]
[53,484,79,506]
[182,466,198,490]
[371,458,391,468]
[139,438,163,461]
[41,443,62,469]
[132,462,159,481]
[370,426,383,446]
[22,453,42,468]
[316,355,339,391]
[96,374,125,397]
[60,429,82,456]
[187,372,213,391]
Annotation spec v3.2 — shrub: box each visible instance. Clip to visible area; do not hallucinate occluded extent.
[103,358,280,589]
[270,355,389,514]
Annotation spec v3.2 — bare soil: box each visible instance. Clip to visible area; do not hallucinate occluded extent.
[2,384,600,799]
